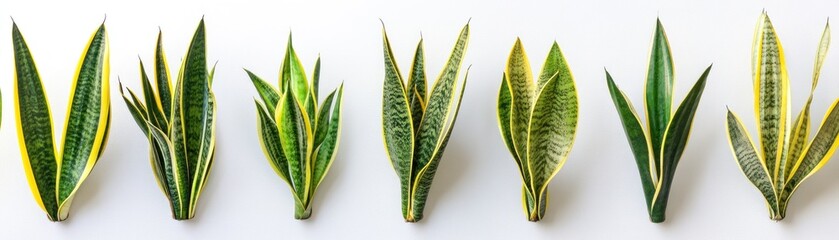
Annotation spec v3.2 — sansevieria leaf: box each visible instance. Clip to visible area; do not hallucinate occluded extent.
[382,21,470,222]
[727,12,834,221]
[13,21,111,222]
[245,34,344,220]
[606,19,711,223]
[121,19,216,220]
[497,39,578,221]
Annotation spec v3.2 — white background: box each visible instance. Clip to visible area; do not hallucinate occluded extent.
[0,0,837,239]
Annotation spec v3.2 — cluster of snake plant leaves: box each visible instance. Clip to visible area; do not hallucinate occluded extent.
[381,22,470,222]
[12,21,111,221]
[726,12,835,221]
[606,19,711,223]
[497,39,578,222]
[244,35,344,220]
[120,19,216,220]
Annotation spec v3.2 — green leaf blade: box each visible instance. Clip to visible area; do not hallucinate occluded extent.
[57,24,110,212]
[650,66,710,221]
[726,109,780,218]
[381,27,415,217]
[645,20,675,167]
[606,71,656,210]
[12,22,60,220]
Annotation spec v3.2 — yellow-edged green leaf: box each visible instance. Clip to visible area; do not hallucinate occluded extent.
[726,109,780,219]
[413,23,469,177]
[56,23,110,220]
[281,33,309,103]
[245,69,281,112]
[754,13,790,184]
[408,39,427,133]
[12,22,60,221]
[645,19,675,171]
[276,91,311,202]
[410,70,468,222]
[381,26,415,218]
[525,42,578,220]
[606,70,656,211]
[781,99,839,213]
[650,66,710,222]
[155,30,173,119]
[312,84,343,193]
[506,38,535,181]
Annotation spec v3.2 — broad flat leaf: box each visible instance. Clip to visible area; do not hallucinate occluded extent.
[650,66,710,220]
[645,19,675,171]
[506,38,535,179]
[726,109,779,216]
[57,23,110,220]
[753,14,790,184]
[12,22,60,220]
[606,71,656,209]
[525,45,578,218]
[536,42,569,89]
[413,23,469,178]
[381,26,415,217]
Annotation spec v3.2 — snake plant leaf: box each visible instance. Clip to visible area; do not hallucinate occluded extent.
[381,22,469,222]
[730,12,834,221]
[281,33,309,103]
[245,69,282,113]
[381,25,415,218]
[121,19,215,220]
[754,12,790,185]
[499,39,578,221]
[645,19,675,169]
[13,21,111,222]
[497,74,520,170]
[606,71,656,210]
[408,39,427,132]
[313,89,337,154]
[246,34,344,220]
[255,100,292,186]
[649,66,710,221]
[155,30,173,118]
[607,19,710,223]
[312,84,344,193]
[726,109,780,216]
[276,88,312,202]
[506,38,535,180]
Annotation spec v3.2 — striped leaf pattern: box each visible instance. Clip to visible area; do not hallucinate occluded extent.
[727,12,835,221]
[498,39,578,221]
[381,22,469,222]
[13,22,111,221]
[606,19,711,223]
[120,19,216,220]
[245,34,344,220]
